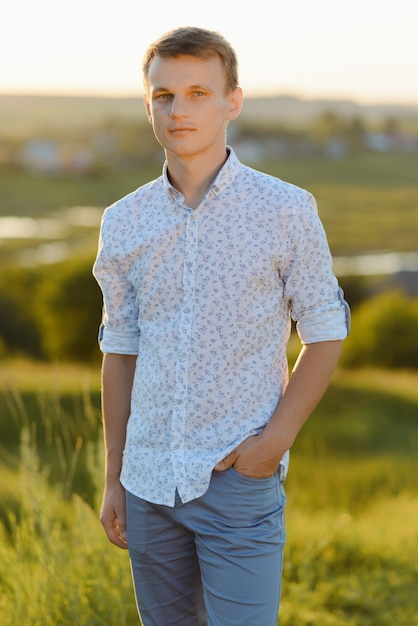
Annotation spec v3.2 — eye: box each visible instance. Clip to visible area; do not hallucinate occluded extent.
[154,93,172,101]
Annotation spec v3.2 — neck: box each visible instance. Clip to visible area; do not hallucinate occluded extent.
[166,147,228,209]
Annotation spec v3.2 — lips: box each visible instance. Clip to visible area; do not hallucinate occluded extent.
[169,127,195,133]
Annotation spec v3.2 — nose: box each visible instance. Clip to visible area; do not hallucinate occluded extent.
[169,95,188,118]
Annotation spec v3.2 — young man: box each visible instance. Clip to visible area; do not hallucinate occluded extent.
[93,26,350,626]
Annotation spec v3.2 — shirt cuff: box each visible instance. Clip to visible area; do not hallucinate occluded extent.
[296,287,350,344]
[98,325,140,354]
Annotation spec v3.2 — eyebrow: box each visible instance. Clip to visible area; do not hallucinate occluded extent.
[151,83,214,94]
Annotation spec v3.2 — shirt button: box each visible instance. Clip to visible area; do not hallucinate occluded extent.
[187,262,193,269]
[176,399,183,405]
[183,306,190,314]
[180,352,187,359]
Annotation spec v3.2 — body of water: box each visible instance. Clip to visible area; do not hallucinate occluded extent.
[0,208,103,264]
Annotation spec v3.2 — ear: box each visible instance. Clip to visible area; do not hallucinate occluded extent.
[226,87,243,121]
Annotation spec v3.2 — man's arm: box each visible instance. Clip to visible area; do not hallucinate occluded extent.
[215,340,343,477]
[100,352,137,548]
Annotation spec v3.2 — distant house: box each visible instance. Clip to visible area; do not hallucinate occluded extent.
[20,138,93,175]
[364,131,418,153]
[21,139,61,174]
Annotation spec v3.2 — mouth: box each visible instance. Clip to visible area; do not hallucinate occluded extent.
[169,127,195,134]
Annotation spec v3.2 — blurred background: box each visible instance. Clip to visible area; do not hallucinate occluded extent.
[0,2,417,625]
[1,0,417,365]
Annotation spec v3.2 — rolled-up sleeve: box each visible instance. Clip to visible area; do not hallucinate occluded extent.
[283,192,350,344]
[92,212,140,355]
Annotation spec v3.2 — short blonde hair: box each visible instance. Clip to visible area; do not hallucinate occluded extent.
[142,26,239,93]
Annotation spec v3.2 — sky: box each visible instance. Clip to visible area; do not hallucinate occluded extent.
[2,0,418,104]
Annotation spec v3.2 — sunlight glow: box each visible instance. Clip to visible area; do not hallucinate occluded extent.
[2,0,418,103]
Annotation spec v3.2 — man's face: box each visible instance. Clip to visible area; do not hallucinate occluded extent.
[144,54,242,159]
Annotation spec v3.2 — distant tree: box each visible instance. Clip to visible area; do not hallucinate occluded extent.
[342,290,418,369]
[383,117,401,136]
[0,267,44,358]
[311,112,345,144]
[337,275,369,311]
[344,116,367,153]
[35,257,103,363]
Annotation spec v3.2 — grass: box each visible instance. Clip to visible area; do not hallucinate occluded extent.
[0,165,159,218]
[0,431,138,626]
[279,367,418,624]
[0,362,417,624]
[0,358,101,393]
[263,152,418,188]
[280,494,418,625]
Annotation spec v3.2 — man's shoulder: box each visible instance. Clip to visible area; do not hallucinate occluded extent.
[240,163,314,204]
[104,175,163,219]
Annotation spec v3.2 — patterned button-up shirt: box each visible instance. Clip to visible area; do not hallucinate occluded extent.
[93,148,349,506]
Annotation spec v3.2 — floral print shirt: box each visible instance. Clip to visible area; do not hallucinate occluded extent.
[93,148,350,506]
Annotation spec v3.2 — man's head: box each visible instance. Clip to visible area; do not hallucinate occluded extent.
[142,26,239,95]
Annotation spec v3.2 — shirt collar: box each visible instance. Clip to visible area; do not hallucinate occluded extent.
[162,147,242,201]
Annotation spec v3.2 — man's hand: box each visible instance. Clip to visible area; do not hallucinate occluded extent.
[100,481,128,549]
[215,341,344,480]
[100,353,136,550]
[214,433,284,479]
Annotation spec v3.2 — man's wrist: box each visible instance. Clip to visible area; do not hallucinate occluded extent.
[259,421,293,461]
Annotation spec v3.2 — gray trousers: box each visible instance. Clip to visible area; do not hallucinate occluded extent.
[126,467,286,626]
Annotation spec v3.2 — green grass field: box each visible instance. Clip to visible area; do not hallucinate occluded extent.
[0,362,417,625]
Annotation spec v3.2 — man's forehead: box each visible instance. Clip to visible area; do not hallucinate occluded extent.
[147,54,224,86]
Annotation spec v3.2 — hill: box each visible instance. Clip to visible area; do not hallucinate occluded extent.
[242,95,418,126]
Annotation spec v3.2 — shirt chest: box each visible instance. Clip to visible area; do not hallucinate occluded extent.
[121,204,286,297]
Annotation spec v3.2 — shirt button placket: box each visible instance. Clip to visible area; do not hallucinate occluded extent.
[171,211,199,495]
